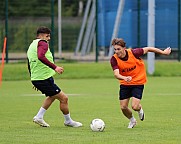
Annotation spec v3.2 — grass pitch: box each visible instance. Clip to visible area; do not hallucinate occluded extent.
[0,77,180,144]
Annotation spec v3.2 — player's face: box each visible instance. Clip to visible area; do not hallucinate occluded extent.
[42,34,51,42]
[38,33,51,42]
[114,45,126,58]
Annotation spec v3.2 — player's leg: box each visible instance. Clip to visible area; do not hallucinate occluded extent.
[120,99,137,128]
[132,97,144,121]
[32,78,57,127]
[120,99,132,119]
[33,97,55,127]
[131,97,142,111]
[53,91,69,114]
[42,96,56,109]
[54,91,82,127]
[119,85,137,128]
[131,85,145,121]
[32,77,82,127]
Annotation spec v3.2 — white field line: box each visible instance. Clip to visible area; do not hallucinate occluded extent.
[146,93,181,96]
[21,93,181,96]
[21,93,86,96]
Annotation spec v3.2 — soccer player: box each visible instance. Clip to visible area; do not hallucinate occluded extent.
[27,26,82,128]
[110,38,171,128]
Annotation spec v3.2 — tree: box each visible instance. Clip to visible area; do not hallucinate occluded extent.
[0,0,88,18]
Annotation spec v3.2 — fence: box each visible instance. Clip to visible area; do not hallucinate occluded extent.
[97,0,181,60]
[0,0,83,61]
[0,0,181,61]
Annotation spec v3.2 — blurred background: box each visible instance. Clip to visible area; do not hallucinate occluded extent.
[0,0,180,62]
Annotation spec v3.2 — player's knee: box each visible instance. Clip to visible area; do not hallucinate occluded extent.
[61,95,68,104]
[56,92,68,103]
[132,105,139,111]
[63,96,68,102]
[120,105,128,111]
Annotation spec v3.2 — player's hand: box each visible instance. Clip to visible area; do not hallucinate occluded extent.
[124,76,132,82]
[163,47,171,55]
[55,66,64,74]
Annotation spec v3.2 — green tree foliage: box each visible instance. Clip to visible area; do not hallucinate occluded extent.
[0,0,87,18]
[0,0,87,52]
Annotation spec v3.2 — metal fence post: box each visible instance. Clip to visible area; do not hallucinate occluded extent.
[5,0,8,63]
[51,0,55,59]
[178,0,180,61]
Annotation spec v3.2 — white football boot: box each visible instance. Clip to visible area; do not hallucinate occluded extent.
[33,117,50,127]
[64,120,83,128]
[138,108,145,121]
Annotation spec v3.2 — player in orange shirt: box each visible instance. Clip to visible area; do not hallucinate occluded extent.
[110,38,171,128]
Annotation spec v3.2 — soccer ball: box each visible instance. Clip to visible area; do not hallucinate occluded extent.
[90,118,105,132]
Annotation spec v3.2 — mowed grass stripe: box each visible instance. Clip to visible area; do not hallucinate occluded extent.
[0,77,180,144]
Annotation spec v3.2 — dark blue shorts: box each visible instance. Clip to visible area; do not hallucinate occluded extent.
[31,77,61,97]
[119,85,144,100]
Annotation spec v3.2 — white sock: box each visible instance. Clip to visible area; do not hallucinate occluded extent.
[64,113,72,123]
[129,116,135,122]
[36,107,46,119]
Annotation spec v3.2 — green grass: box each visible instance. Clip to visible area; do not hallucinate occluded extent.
[2,60,181,81]
[0,77,181,144]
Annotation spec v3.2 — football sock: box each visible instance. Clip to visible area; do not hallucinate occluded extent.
[64,113,72,122]
[36,107,46,119]
[129,116,135,122]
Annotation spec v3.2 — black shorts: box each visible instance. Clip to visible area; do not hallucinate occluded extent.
[32,77,61,97]
[119,85,144,100]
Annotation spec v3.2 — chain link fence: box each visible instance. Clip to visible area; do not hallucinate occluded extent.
[0,0,84,61]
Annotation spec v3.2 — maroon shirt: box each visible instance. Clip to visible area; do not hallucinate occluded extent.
[37,40,56,70]
[110,48,144,71]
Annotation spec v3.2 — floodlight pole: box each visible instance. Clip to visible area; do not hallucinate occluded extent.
[147,0,155,75]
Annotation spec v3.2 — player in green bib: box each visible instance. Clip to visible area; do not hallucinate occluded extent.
[28,38,55,80]
[27,26,82,128]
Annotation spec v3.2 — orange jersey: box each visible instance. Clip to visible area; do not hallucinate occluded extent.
[113,49,147,85]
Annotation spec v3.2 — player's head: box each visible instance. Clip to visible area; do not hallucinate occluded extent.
[112,38,126,58]
[36,26,51,42]
[112,38,126,47]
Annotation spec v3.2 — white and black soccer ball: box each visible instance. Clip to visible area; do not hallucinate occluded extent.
[90,118,105,132]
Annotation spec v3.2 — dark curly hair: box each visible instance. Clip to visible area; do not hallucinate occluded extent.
[36,26,51,36]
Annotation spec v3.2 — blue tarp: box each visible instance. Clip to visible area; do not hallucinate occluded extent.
[97,0,178,49]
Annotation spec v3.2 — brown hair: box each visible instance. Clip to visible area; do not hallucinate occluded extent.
[111,38,126,47]
[36,26,51,36]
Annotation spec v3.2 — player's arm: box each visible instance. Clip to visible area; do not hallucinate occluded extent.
[113,69,132,82]
[143,47,171,55]
[110,56,132,82]
[38,40,64,74]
